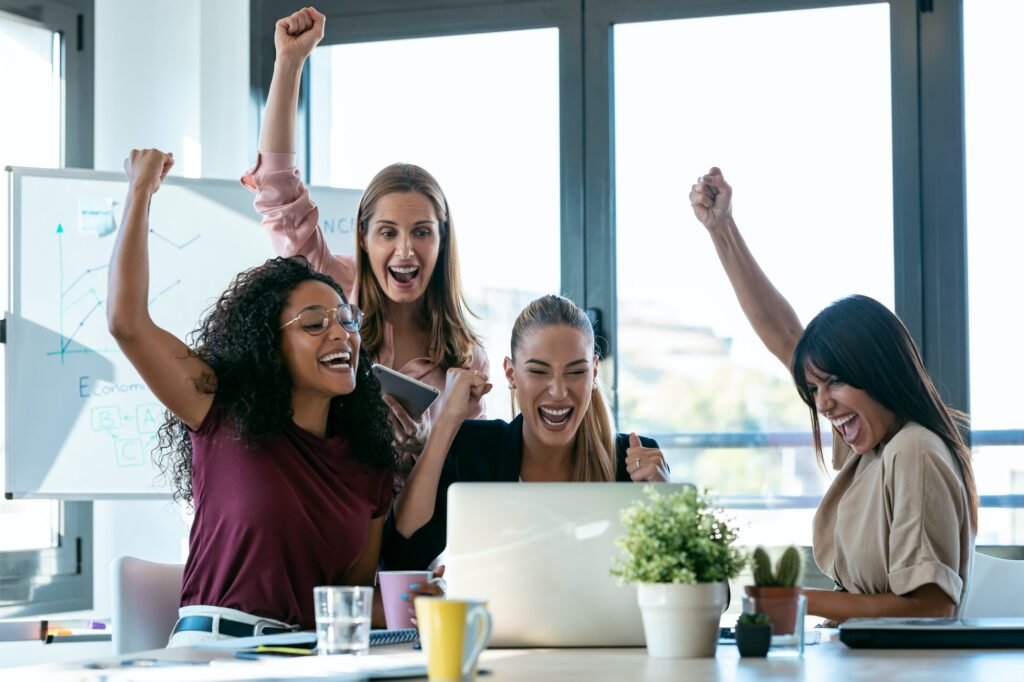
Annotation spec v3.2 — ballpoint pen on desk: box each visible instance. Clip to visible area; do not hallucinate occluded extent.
[235,646,314,659]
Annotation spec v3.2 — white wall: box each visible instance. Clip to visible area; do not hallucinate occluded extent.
[1,0,250,668]
[93,0,250,178]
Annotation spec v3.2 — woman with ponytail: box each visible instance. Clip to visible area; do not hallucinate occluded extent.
[382,295,669,570]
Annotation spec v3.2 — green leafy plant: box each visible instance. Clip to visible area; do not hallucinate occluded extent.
[736,611,770,627]
[610,486,746,584]
[751,545,804,587]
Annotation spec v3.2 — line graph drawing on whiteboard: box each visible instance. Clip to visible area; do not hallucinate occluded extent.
[48,222,199,363]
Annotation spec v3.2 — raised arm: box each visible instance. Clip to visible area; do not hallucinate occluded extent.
[393,369,492,538]
[107,149,214,430]
[245,7,356,288]
[258,7,324,154]
[689,167,804,368]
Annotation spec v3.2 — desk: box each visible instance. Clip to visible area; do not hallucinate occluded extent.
[7,640,1024,680]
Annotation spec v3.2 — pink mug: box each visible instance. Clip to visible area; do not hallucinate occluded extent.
[379,570,433,629]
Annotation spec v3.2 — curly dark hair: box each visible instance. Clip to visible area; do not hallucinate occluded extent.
[154,256,396,506]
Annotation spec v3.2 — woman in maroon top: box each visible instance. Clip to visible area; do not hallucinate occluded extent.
[107,149,401,645]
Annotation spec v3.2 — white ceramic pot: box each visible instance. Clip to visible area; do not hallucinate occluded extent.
[636,582,728,658]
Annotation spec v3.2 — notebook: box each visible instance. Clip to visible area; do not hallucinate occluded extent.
[839,618,1024,649]
[444,482,694,647]
[196,628,418,651]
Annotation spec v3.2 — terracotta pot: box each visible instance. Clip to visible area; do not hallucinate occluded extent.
[743,586,801,635]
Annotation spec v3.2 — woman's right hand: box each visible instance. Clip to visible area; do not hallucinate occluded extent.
[439,368,492,424]
[689,166,733,234]
[123,149,174,195]
[274,6,325,65]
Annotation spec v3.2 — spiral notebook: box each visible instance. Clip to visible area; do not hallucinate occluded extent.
[371,628,420,646]
[198,628,419,654]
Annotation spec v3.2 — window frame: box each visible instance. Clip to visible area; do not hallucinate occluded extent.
[0,0,95,618]
[252,0,1023,521]
[249,0,587,298]
[582,0,965,415]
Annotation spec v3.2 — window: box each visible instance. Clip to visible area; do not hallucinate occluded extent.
[305,23,563,421]
[0,1,94,617]
[965,0,1024,545]
[0,8,62,554]
[254,0,1019,549]
[613,4,893,544]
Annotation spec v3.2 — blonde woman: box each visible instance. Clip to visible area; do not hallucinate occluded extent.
[382,295,670,569]
[243,7,487,457]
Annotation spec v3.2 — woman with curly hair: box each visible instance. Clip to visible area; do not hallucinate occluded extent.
[107,148,404,645]
[243,7,489,461]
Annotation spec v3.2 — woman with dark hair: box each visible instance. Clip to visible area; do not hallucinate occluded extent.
[383,295,669,570]
[108,149,401,645]
[690,167,977,623]
[243,7,488,462]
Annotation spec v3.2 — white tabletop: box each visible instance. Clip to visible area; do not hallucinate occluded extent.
[7,638,1024,680]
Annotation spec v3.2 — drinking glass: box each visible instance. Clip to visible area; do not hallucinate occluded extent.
[314,585,374,655]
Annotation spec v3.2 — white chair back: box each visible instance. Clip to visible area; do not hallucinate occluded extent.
[961,551,1024,618]
[110,556,185,654]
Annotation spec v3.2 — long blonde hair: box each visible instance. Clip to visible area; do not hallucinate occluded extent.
[355,163,481,369]
[510,295,617,482]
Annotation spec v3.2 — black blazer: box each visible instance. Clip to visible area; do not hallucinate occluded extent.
[380,414,659,570]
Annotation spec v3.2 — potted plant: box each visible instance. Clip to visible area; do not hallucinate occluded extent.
[734,612,772,657]
[611,486,746,658]
[744,546,804,636]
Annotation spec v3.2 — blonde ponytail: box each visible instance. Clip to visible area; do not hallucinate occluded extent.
[571,379,616,481]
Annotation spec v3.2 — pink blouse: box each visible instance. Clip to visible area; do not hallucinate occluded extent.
[241,153,488,422]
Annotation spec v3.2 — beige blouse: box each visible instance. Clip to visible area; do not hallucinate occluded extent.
[812,422,974,612]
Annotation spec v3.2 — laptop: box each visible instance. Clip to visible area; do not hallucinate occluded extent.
[443,482,693,648]
[839,618,1024,649]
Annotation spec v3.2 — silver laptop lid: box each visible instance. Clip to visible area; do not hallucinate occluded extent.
[444,482,692,648]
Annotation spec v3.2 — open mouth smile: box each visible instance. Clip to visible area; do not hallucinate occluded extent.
[318,351,352,371]
[538,405,574,429]
[388,265,420,286]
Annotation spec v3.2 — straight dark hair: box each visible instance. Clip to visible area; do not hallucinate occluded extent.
[791,295,978,529]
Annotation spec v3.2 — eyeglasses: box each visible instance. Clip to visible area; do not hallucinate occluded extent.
[280,304,362,335]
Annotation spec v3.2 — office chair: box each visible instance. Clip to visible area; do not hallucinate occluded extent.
[961,551,1024,618]
[110,556,185,654]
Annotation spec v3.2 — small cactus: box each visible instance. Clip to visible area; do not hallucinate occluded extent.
[737,612,769,626]
[776,546,803,587]
[751,545,804,587]
[752,547,774,586]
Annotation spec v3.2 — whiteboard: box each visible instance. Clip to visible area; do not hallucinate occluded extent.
[3,166,361,498]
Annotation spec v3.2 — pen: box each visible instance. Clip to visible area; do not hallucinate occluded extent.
[254,645,313,655]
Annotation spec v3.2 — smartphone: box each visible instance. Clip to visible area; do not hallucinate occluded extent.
[371,364,440,419]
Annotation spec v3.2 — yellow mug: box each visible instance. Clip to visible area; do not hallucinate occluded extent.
[414,597,492,682]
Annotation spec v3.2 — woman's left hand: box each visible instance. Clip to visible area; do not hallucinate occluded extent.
[626,433,670,482]
[405,565,446,626]
[384,395,431,456]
